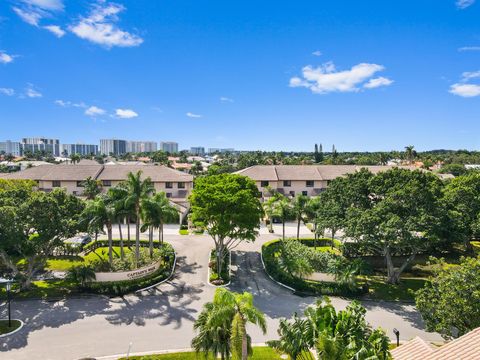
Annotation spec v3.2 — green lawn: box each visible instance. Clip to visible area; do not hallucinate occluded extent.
[360,276,427,301]
[45,246,134,271]
[0,279,77,300]
[120,347,297,359]
[0,319,22,335]
[314,246,341,255]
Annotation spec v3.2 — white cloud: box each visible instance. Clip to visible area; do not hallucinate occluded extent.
[25,84,42,98]
[458,46,480,52]
[115,108,138,118]
[456,0,475,8]
[450,83,480,97]
[22,0,64,11]
[461,70,480,81]
[364,76,394,89]
[312,50,322,56]
[186,112,202,118]
[70,2,143,48]
[44,25,65,37]
[12,6,42,26]
[0,88,15,96]
[290,61,390,94]
[85,105,106,116]
[0,51,14,64]
[54,99,70,106]
[220,96,234,103]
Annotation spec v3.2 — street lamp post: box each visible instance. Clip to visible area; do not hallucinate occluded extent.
[6,281,12,328]
[393,328,400,347]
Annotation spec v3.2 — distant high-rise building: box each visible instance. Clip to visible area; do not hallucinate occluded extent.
[208,148,235,154]
[0,140,21,157]
[21,137,60,156]
[61,144,99,157]
[160,141,179,154]
[100,139,127,156]
[190,147,205,156]
[126,141,158,153]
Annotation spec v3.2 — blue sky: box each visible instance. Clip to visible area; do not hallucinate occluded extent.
[0,0,479,152]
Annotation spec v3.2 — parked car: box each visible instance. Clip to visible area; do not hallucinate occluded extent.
[64,234,92,249]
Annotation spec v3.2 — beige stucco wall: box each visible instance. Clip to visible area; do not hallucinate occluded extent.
[38,180,85,196]
[256,179,327,197]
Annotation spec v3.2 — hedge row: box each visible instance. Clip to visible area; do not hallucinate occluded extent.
[262,239,367,297]
[85,243,175,296]
[84,239,164,253]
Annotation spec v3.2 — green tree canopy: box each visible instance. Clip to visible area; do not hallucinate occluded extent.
[190,174,263,277]
[415,257,480,339]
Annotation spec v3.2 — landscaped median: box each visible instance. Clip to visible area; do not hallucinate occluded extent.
[0,319,23,337]
[261,238,368,297]
[0,240,176,300]
[208,249,231,286]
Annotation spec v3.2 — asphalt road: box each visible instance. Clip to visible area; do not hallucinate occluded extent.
[0,224,443,360]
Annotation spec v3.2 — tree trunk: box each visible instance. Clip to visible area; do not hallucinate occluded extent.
[331,229,336,249]
[108,225,113,266]
[241,317,248,360]
[160,222,164,245]
[127,216,131,249]
[282,219,285,241]
[118,221,124,260]
[135,206,140,266]
[216,242,224,279]
[149,225,153,258]
[314,223,317,249]
[297,217,301,240]
[385,246,416,284]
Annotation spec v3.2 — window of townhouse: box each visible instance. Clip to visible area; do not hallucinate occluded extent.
[76,181,85,187]
[102,180,111,187]
[283,180,291,187]
[52,180,61,187]
[306,180,314,187]
[302,191,308,196]
[166,193,172,198]
[178,182,185,189]
[261,181,269,187]
[166,182,173,189]
[289,190,295,197]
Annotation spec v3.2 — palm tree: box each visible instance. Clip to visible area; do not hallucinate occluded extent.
[82,194,116,265]
[66,265,96,288]
[304,197,321,248]
[292,195,308,240]
[108,186,130,259]
[192,288,267,360]
[272,195,293,241]
[83,176,102,200]
[404,145,416,164]
[153,192,178,245]
[267,315,312,360]
[70,153,81,164]
[123,171,154,265]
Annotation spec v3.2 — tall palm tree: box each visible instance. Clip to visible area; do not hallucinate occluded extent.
[152,192,179,245]
[404,145,416,164]
[292,194,308,240]
[82,194,116,265]
[108,186,129,259]
[70,153,81,164]
[83,176,102,200]
[192,288,267,360]
[304,196,321,248]
[272,195,293,241]
[123,171,154,265]
[267,315,312,360]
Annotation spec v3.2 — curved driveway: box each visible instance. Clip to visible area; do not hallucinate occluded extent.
[1,224,443,360]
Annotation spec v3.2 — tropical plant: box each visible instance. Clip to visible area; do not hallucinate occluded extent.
[271,195,293,241]
[66,265,96,288]
[269,297,391,360]
[70,153,81,164]
[192,288,267,360]
[292,194,308,240]
[81,194,117,266]
[83,176,102,200]
[122,171,154,265]
[190,174,263,277]
[415,256,480,339]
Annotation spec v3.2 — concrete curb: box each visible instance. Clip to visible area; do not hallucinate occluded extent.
[0,319,24,338]
[207,249,232,287]
[135,250,177,293]
[260,245,295,292]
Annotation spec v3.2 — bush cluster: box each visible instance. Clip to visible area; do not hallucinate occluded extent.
[209,250,230,285]
[262,240,367,296]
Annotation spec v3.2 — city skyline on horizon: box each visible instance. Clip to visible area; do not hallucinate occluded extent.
[1,1,480,152]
